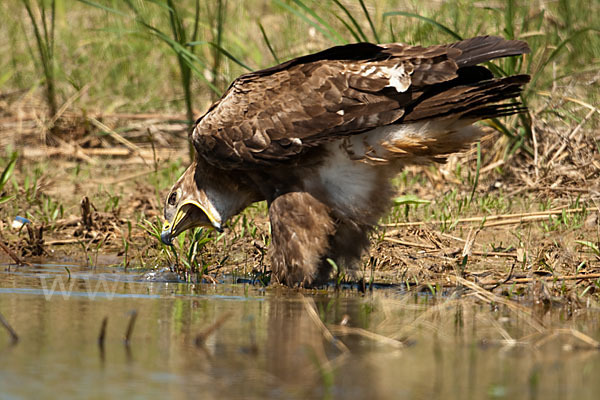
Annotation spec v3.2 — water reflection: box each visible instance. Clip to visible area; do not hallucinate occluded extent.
[0,263,599,399]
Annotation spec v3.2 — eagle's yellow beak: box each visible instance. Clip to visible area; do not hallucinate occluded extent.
[160,200,222,245]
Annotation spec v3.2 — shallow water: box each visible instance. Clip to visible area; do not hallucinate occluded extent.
[1,263,600,400]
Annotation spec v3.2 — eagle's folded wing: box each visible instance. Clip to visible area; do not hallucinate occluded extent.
[191,36,529,170]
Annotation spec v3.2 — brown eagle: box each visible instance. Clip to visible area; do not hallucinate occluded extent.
[161,36,529,286]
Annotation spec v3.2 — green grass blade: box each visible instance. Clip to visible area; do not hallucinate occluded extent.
[0,194,16,205]
[575,240,600,256]
[21,0,58,116]
[468,141,481,205]
[529,28,600,92]
[358,0,379,42]
[0,70,13,89]
[50,0,56,60]
[504,0,515,39]
[0,153,18,191]
[393,195,430,205]
[383,11,463,41]
[191,0,201,44]
[166,0,185,43]
[211,43,252,71]
[485,118,533,157]
[273,0,346,44]
[122,0,139,13]
[188,41,252,71]
[388,19,396,42]
[211,0,226,94]
[145,0,172,12]
[76,0,128,16]
[139,23,199,65]
[334,14,362,42]
[258,22,280,64]
[502,0,517,74]
[332,0,369,42]
[40,2,50,58]
[291,0,346,43]
[139,23,220,94]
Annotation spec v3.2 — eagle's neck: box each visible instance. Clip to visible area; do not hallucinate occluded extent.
[195,161,263,225]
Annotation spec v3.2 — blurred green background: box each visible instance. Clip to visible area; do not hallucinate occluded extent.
[2,0,598,123]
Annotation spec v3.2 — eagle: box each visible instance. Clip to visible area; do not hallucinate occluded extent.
[160,36,530,287]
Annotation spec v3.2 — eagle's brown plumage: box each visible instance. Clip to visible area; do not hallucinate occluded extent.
[161,36,530,287]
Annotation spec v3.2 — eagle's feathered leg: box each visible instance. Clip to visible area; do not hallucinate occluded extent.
[317,219,371,283]
[269,192,335,287]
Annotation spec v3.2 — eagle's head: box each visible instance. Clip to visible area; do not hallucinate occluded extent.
[160,158,263,246]
[160,161,223,246]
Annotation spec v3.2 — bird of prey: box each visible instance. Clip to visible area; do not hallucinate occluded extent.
[161,35,529,287]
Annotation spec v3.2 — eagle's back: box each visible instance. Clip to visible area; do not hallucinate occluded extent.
[192,36,529,170]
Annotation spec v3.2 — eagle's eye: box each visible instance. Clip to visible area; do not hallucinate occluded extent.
[168,192,178,206]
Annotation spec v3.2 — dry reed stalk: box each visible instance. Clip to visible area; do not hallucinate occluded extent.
[98,316,108,348]
[480,214,571,227]
[523,186,599,193]
[0,311,19,344]
[548,108,597,164]
[461,227,480,259]
[438,232,470,244]
[88,118,145,157]
[556,328,600,349]
[384,237,517,258]
[48,84,91,127]
[301,296,353,378]
[195,312,233,346]
[382,207,598,229]
[52,136,97,164]
[391,298,463,340]
[21,147,179,163]
[532,123,540,179]
[479,313,517,345]
[0,111,187,123]
[536,90,599,112]
[533,328,600,350]
[44,239,84,246]
[471,251,518,258]
[93,169,157,185]
[382,237,436,249]
[452,276,545,332]
[85,112,187,121]
[0,240,29,266]
[483,273,600,287]
[329,325,404,349]
[476,327,599,350]
[302,296,349,354]
[479,159,505,174]
[124,310,137,346]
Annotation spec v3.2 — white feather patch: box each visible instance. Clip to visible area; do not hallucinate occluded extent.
[359,63,411,93]
[310,142,378,213]
[342,121,482,160]
[308,121,483,219]
[380,64,410,92]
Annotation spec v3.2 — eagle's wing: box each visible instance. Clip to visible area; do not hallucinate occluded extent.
[192,36,529,169]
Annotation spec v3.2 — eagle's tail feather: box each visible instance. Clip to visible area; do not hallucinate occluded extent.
[404,74,530,123]
[375,74,530,163]
[379,123,483,164]
[448,35,530,67]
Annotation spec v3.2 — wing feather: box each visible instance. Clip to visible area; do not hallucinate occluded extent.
[192,36,529,169]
